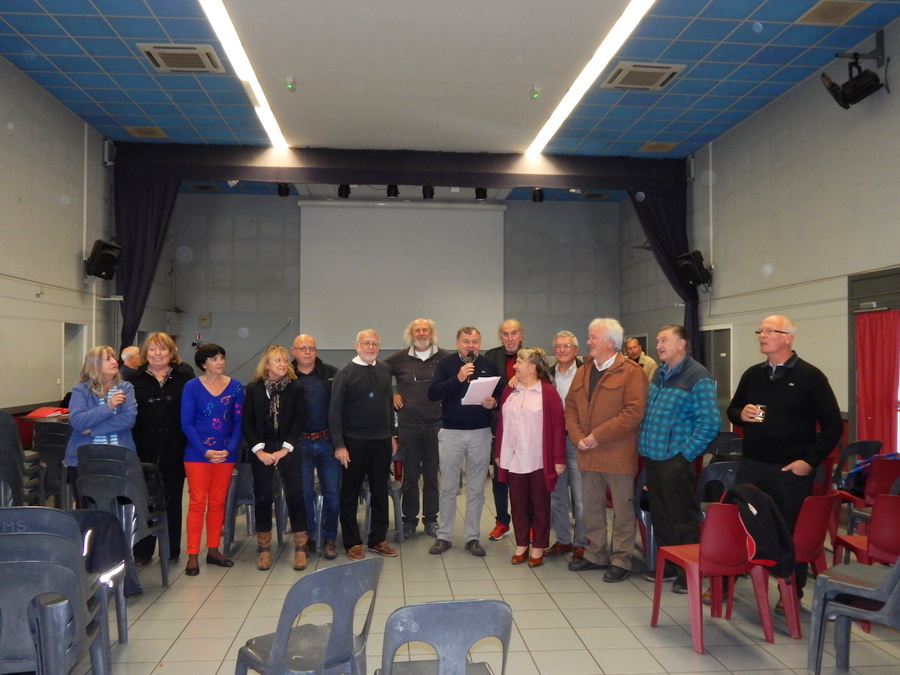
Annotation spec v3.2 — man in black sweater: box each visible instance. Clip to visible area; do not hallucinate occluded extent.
[727,314,842,603]
[330,329,398,560]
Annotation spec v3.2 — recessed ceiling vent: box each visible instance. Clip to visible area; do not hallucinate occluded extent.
[124,126,168,139]
[580,192,610,200]
[137,43,226,73]
[797,1,870,26]
[638,141,678,153]
[600,61,685,91]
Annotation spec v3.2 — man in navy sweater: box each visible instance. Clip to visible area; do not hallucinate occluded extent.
[427,326,503,556]
[728,315,842,604]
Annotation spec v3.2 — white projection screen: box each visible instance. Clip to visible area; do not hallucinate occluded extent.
[299,201,505,349]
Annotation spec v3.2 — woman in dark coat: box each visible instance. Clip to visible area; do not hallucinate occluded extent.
[242,345,309,571]
[126,331,194,564]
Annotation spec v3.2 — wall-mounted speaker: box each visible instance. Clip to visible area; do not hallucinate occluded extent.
[676,250,712,288]
[84,239,122,280]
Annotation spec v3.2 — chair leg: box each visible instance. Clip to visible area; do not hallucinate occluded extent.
[749,566,774,643]
[686,567,705,654]
[158,522,171,588]
[807,580,829,674]
[777,575,802,640]
[391,485,404,543]
[834,614,853,671]
[650,551,668,627]
[222,479,237,557]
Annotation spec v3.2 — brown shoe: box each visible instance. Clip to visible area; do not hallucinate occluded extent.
[368,541,399,557]
[545,542,573,556]
[572,546,585,562]
[527,553,544,568]
[511,550,529,565]
[292,531,309,570]
[256,532,272,571]
[774,598,785,615]
[323,539,337,560]
[346,544,365,560]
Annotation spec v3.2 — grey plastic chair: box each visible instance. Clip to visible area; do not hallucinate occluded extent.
[360,476,405,543]
[807,560,900,674]
[235,557,383,675]
[32,422,72,509]
[375,599,513,675]
[694,461,742,514]
[76,444,170,588]
[633,467,656,573]
[222,453,288,556]
[0,410,40,506]
[0,516,111,675]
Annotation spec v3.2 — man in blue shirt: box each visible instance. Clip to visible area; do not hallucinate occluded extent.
[638,325,720,593]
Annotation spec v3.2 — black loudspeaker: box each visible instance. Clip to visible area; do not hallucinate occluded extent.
[84,239,122,280]
[676,250,712,287]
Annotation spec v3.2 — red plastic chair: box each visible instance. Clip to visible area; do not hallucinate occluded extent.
[833,493,900,566]
[650,503,775,654]
[794,492,842,576]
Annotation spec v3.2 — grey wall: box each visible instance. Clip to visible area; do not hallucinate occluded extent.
[0,56,116,409]
[167,194,621,382]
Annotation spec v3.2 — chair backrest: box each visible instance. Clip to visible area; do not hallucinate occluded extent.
[699,503,753,574]
[866,493,900,564]
[863,457,900,505]
[706,431,739,456]
[0,525,97,670]
[792,492,841,563]
[267,558,383,673]
[76,444,158,540]
[0,505,83,543]
[32,423,70,493]
[832,440,883,486]
[0,412,26,506]
[380,599,513,675]
[694,461,742,505]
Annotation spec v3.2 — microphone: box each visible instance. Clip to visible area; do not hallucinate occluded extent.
[466,351,475,382]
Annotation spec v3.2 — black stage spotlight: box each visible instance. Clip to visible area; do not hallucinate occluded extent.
[84,239,122,280]
[532,187,544,202]
[338,184,351,199]
[822,55,884,109]
[422,185,435,200]
[676,250,713,288]
[475,187,487,202]
[387,184,399,199]
[277,182,291,197]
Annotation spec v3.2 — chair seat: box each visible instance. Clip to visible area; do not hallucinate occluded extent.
[239,624,335,674]
[378,663,494,675]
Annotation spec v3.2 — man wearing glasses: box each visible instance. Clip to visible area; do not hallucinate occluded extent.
[727,315,842,608]
[291,334,340,559]
[330,329,399,560]
[545,331,587,562]
[384,318,449,539]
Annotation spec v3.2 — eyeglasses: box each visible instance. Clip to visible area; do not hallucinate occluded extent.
[754,329,790,336]
[357,341,380,348]
[554,343,576,350]
[292,346,316,352]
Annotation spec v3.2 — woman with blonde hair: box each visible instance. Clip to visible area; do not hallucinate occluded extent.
[495,347,566,568]
[126,331,195,564]
[64,346,138,468]
[242,345,309,570]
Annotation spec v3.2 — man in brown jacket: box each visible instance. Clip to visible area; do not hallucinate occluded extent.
[564,318,647,582]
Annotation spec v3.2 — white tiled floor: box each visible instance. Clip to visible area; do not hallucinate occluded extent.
[84,479,900,675]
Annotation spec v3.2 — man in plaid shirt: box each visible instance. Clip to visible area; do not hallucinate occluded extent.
[638,325,720,594]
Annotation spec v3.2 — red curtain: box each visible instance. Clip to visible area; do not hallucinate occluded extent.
[855,309,900,453]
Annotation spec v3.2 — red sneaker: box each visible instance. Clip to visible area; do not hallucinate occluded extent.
[488,523,510,540]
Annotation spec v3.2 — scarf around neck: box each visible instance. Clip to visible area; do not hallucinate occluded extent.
[263,376,290,430]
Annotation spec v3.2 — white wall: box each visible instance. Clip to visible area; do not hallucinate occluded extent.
[0,56,118,409]
[622,20,900,411]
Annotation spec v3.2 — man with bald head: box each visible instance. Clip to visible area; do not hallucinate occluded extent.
[291,333,340,559]
[728,315,841,605]
[385,318,449,538]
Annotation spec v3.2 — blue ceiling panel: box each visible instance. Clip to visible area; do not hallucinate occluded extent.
[1,0,897,167]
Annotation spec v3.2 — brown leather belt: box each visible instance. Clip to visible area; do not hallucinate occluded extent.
[301,430,330,440]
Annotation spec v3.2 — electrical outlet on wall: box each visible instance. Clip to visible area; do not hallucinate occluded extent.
[200,313,212,327]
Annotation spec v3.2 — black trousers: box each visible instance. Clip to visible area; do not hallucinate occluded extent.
[645,454,700,580]
[736,457,816,593]
[133,462,184,561]
[339,436,393,549]
[398,424,440,527]
[251,449,307,534]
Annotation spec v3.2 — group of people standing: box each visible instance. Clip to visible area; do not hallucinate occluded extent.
[62,311,842,604]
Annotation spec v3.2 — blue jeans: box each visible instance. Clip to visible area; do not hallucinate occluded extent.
[300,434,342,543]
[550,437,585,546]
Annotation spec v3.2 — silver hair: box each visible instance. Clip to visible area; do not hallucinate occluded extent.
[553,330,579,347]
[356,328,380,343]
[588,318,624,350]
[403,318,437,348]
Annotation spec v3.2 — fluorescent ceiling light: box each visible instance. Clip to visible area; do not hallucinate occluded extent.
[525,0,656,157]
[199,0,289,149]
